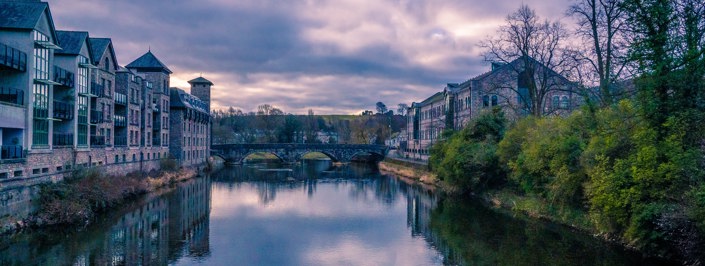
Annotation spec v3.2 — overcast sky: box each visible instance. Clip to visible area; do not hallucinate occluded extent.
[50,0,574,114]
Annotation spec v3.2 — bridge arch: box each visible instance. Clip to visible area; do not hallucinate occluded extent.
[241,151,285,164]
[298,151,339,162]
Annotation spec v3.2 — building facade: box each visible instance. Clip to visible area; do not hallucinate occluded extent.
[169,77,213,167]
[0,0,213,224]
[404,57,578,161]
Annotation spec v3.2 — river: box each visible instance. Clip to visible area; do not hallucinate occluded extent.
[0,160,658,265]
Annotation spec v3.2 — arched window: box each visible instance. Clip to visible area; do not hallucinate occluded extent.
[482,95,490,107]
[560,96,569,109]
[104,58,109,71]
[491,95,498,106]
[552,96,560,109]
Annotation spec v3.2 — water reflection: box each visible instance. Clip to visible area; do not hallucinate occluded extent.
[0,161,650,265]
[0,176,211,266]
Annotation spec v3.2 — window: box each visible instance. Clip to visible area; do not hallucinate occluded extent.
[552,95,560,109]
[482,95,490,107]
[560,96,569,109]
[491,95,498,106]
[104,58,109,71]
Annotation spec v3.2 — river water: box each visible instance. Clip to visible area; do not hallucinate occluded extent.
[0,160,657,265]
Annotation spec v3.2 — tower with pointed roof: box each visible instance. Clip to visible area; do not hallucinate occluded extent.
[188,76,213,112]
[126,50,172,149]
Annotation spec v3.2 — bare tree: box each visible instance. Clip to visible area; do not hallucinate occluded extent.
[397,103,409,116]
[568,0,630,105]
[481,4,574,117]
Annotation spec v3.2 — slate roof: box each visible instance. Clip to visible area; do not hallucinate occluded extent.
[188,77,213,85]
[0,2,48,30]
[0,1,58,44]
[126,51,172,74]
[170,88,208,113]
[88,38,110,64]
[55,31,90,56]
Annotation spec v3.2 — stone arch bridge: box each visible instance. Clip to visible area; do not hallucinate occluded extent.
[211,143,389,164]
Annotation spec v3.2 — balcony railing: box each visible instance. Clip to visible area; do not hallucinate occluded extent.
[53,66,74,88]
[53,132,74,147]
[0,42,27,72]
[153,103,161,113]
[53,101,74,120]
[115,92,127,105]
[90,110,103,124]
[114,136,127,147]
[0,87,24,106]
[114,115,126,127]
[90,136,105,147]
[0,145,25,160]
[33,107,48,119]
[89,82,104,97]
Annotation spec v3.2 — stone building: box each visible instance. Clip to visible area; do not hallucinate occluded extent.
[0,0,212,225]
[405,57,578,161]
[168,77,212,167]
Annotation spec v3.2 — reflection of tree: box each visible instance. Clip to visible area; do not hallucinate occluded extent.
[428,198,643,265]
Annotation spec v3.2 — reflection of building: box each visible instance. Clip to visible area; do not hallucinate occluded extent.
[168,176,212,260]
[404,57,578,161]
[403,182,464,265]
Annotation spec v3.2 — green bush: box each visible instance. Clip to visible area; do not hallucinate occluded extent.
[430,109,507,193]
[497,111,591,208]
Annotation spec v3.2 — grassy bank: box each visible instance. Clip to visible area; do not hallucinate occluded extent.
[379,159,437,185]
[31,159,197,228]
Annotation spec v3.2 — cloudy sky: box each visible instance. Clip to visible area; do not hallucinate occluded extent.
[49,0,574,114]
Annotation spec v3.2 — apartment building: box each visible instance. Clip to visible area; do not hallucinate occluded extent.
[405,57,578,161]
[0,0,212,221]
[169,77,213,167]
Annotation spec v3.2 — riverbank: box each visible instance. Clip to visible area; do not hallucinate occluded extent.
[378,158,689,263]
[1,159,208,234]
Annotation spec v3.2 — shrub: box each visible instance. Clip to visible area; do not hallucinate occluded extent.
[160,157,180,172]
[430,109,507,193]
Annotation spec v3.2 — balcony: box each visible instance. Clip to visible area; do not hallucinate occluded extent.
[152,137,161,146]
[53,132,74,147]
[0,87,24,106]
[90,110,103,124]
[153,119,161,130]
[33,107,48,119]
[89,82,104,97]
[115,92,127,105]
[0,145,25,161]
[114,115,126,127]
[53,101,74,120]
[0,42,27,72]
[114,136,127,147]
[152,103,161,113]
[90,136,105,147]
[53,66,74,88]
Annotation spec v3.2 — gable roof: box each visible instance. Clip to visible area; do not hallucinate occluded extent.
[88,37,119,70]
[55,31,93,58]
[188,77,213,85]
[126,51,172,74]
[0,1,58,44]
